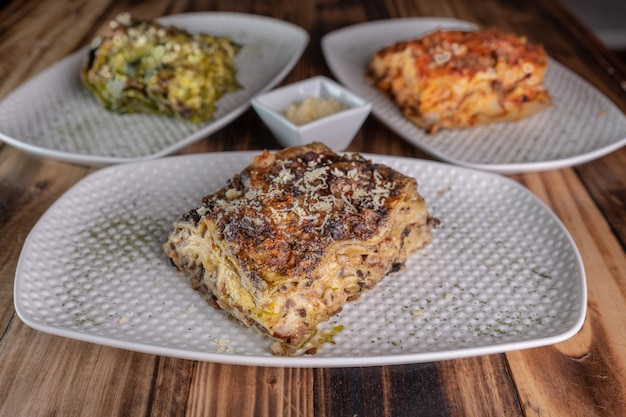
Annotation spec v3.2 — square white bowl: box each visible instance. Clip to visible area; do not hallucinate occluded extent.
[251,76,371,151]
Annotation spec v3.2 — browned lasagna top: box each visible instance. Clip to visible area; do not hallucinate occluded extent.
[184,142,412,281]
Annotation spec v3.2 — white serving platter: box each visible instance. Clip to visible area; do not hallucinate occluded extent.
[0,12,308,166]
[14,151,586,367]
[322,17,626,174]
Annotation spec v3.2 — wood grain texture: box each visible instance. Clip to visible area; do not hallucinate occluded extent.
[576,148,626,246]
[509,167,626,417]
[186,364,314,417]
[438,356,524,417]
[0,322,156,416]
[315,364,450,417]
[0,0,625,416]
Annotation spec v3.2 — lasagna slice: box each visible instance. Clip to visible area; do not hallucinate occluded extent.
[82,13,241,123]
[368,28,551,133]
[163,143,436,355]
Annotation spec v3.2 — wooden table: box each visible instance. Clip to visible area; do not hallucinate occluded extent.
[1,0,625,416]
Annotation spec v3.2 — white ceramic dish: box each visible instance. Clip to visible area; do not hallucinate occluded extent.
[14,151,586,368]
[0,12,308,166]
[251,76,371,151]
[321,17,626,174]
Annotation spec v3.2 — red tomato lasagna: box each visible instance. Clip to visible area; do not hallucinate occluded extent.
[368,28,551,133]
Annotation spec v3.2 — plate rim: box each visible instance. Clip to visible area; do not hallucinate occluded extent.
[13,151,587,367]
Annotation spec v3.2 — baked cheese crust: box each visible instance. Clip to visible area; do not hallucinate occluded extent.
[163,143,436,355]
[368,28,551,133]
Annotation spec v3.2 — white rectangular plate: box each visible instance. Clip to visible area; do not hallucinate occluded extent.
[14,151,586,367]
[0,13,308,166]
[322,17,626,174]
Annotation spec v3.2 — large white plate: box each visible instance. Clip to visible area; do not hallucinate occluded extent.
[322,18,626,174]
[0,13,308,166]
[14,151,586,367]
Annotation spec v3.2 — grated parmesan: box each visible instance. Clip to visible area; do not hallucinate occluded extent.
[283,96,348,125]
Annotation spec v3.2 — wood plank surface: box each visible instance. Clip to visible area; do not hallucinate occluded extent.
[0,0,625,416]
[509,167,626,417]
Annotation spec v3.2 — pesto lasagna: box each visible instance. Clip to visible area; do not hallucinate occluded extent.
[368,28,551,133]
[163,143,436,355]
[82,13,241,123]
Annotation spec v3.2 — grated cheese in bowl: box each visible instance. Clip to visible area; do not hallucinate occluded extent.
[283,96,348,125]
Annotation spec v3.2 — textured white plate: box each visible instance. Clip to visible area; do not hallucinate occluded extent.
[322,18,626,174]
[14,151,586,367]
[0,13,308,166]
